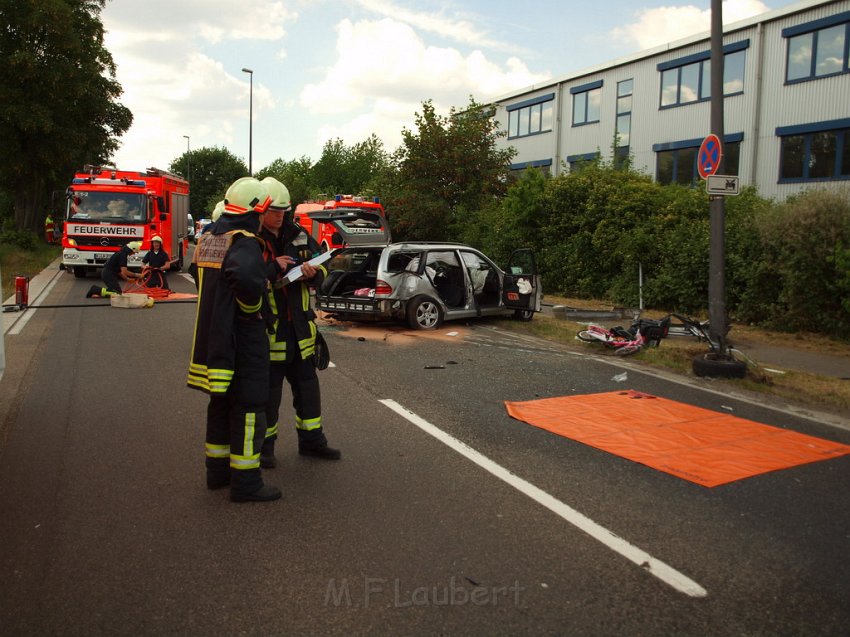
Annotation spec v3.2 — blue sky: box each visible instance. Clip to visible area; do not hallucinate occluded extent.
[102,0,789,175]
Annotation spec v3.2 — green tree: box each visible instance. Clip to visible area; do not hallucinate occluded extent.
[170,146,247,218]
[0,0,133,232]
[387,98,515,242]
[311,135,391,197]
[255,156,315,206]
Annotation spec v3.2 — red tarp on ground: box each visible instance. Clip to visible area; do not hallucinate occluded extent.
[504,390,850,487]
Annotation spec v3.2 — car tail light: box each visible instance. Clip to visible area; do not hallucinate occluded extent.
[375,280,392,297]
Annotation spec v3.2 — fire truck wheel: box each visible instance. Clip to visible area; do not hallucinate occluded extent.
[73,266,88,278]
[320,242,330,254]
[406,296,443,330]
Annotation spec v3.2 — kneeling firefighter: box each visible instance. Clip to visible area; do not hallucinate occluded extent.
[187,177,281,503]
[259,176,341,467]
[86,240,143,297]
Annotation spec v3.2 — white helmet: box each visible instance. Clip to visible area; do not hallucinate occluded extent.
[261,177,291,210]
[211,200,225,222]
[223,177,272,215]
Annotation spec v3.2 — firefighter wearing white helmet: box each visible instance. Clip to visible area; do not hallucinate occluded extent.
[141,234,176,289]
[187,176,281,502]
[85,240,143,298]
[258,176,340,466]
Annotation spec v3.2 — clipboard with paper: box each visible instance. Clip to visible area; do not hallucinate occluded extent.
[283,250,336,284]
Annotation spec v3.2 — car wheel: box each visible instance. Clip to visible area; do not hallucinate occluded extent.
[406,296,444,330]
[692,353,747,378]
[513,309,534,322]
[73,266,87,278]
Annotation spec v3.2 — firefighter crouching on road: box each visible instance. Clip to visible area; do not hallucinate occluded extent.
[85,240,143,298]
[259,176,341,468]
[187,177,281,503]
[141,235,176,289]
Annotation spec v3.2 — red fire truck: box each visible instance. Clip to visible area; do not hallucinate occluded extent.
[61,166,190,278]
[293,194,389,252]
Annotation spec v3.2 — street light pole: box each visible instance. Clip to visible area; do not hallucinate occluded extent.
[708,0,727,355]
[183,135,190,183]
[241,68,253,176]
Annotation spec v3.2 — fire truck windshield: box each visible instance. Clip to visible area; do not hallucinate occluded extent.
[68,192,147,222]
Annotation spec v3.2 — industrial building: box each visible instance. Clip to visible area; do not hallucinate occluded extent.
[490,0,850,200]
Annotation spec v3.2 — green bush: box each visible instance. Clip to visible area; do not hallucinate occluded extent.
[0,228,38,250]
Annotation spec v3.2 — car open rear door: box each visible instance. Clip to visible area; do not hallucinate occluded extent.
[308,209,391,247]
[502,249,542,313]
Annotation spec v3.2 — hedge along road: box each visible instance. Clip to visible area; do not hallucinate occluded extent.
[0,265,848,635]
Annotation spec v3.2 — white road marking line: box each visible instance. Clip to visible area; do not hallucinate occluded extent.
[8,270,63,336]
[379,398,708,598]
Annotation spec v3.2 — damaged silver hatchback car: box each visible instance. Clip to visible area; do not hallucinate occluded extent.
[309,209,542,330]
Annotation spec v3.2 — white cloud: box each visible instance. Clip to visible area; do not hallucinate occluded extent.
[102,1,286,170]
[612,0,770,50]
[355,0,517,52]
[299,18,549,116]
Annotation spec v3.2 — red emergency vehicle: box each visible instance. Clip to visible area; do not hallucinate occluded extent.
[294,194,389,252]
[61,166,190,278]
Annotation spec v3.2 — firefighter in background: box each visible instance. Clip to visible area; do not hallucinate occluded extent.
[141,235,176,289]
[187,177,281,503]
[44,213,55,244]
[258,176,340,468]
[85,240,143,297]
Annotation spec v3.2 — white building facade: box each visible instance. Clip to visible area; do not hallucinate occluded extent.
[490,0,850,201]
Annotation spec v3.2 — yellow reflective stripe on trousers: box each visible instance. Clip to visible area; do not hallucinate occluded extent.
[295,415,322,431]
[237,297,262,314]
[298,321,316,359]
[205,443,230,458]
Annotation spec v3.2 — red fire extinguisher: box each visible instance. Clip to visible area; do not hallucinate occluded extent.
[15,276,29,308]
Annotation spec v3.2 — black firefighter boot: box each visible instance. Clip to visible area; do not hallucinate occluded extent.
[260,438,277,469]
[298,429,341,460]
[230,468,281,503]
[85,285,101,298]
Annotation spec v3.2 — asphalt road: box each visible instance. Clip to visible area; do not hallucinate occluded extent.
[1,266,849,636]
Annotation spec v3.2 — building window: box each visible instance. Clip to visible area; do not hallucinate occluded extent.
[784,12,850,82]
[616,79,633,156]
[510,159,552,177]
[777,119,850,182]
[570,80,603,126]
[658,41,748,108]
[507,93,555,139]
[566,152,600,172]
[653,136,741,186]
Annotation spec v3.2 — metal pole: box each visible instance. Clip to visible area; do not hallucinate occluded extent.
[183,135,190,182]
[242,68,253,176]
[708,0,727,354]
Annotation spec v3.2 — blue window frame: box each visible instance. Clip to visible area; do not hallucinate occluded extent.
[783,12,850,83]
[571,80,603,126]
[658,41,748,108]
[507,93,555,139]
[777,119,850,182]
[653,134,742,186]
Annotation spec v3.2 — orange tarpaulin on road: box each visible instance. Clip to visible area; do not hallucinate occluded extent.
[505,390,850,487]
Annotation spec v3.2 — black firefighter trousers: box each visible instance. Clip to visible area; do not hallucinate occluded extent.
[205,319,270,496]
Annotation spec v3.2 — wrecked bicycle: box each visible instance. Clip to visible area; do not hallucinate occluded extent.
[576,316,671,356]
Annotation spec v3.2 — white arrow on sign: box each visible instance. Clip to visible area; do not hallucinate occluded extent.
[706,174,739,196]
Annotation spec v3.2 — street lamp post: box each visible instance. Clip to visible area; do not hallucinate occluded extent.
[241,68,253,176]
[183,135,190,182]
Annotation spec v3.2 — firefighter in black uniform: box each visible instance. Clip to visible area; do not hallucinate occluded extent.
[86,240,142,297]
[141,235,176,289]
[258,177,341,468]
[187,177,281,503]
